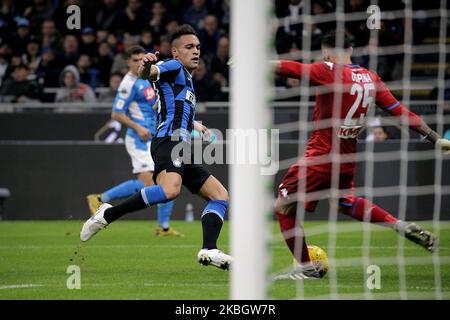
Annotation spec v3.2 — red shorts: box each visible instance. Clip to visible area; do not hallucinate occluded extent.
[277,162,355,212]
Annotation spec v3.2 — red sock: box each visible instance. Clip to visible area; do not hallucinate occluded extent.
[342,197,398,225]
[276,211,310,263]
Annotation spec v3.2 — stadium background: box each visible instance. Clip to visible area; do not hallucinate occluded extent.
[0,0,449,221]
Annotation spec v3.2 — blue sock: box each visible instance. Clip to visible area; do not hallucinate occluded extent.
[100,179,144,202]
[202,200,228,221]
[157,200,174,229]
[201,200,228,249]
[141,185,168,206]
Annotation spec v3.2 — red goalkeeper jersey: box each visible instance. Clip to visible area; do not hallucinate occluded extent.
[278,60,423,174]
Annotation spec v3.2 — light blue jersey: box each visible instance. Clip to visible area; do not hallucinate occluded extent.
[112,72,157,150]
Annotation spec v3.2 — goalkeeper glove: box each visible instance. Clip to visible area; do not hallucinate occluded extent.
[436,138,450,155]
[425,130,450,155]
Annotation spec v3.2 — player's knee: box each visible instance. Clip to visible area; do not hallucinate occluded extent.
[161,185,181,200]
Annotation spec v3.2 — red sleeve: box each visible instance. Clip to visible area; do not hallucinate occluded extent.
[278,60,334,85]
[375,73,422,129]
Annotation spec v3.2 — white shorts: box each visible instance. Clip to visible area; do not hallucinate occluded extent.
[125,135,155,174]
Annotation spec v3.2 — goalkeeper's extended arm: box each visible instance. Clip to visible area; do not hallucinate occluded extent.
[389,105,450,154]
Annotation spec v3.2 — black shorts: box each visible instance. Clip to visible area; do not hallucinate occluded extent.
[151,137,211,194]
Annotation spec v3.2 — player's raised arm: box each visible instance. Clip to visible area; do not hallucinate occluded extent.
[271,59,333,86]
[138,51,160,81]
[375,75,450,154]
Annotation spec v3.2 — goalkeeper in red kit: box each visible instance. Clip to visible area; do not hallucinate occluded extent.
[272,31,450,280]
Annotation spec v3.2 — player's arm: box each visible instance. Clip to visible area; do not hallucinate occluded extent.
[194,120,210,137]
[139,52,160,81]
[271,60,332,85]
[111,82,151,141]
[111,112,151,141]
[376,77,450,154]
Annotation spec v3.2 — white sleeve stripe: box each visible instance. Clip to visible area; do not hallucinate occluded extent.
[154,65,161,81]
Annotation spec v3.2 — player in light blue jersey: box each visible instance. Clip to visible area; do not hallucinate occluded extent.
[86,46,182,237]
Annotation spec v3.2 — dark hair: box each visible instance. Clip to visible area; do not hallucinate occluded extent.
[110,71,124,78]
[170,24,198,43]
[126,45,146,59]
[321,30,353,49]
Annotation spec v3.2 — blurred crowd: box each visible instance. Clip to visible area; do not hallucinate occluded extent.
[0,0,446,103]
[0,0,230,102]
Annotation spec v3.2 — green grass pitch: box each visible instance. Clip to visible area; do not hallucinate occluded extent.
[0,220,449,299]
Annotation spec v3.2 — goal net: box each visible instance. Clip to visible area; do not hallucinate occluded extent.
[231,0,449,299]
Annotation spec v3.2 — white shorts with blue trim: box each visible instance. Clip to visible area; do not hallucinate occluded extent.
[125,135,155,174]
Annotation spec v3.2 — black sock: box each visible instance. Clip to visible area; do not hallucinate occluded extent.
[201,213,223,249]
[103,192,147,224]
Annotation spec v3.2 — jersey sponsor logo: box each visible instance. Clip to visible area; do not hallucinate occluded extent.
[116,99,125,109]
[337,125,363,139]
[185,90,196,105]
[143,86,156,101]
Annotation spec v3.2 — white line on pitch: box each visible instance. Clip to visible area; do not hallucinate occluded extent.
[0,284,44,290]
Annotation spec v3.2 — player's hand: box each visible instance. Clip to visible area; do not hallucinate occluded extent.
[136,125,151,141]
[436,138,450,155]
[138,51,159,79]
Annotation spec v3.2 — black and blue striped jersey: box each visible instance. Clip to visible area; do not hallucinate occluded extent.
[153,59,196,142]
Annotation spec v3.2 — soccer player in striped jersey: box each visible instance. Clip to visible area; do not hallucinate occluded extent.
[80,25,232,270]
[272,31,450,280]
[86,46,182,237]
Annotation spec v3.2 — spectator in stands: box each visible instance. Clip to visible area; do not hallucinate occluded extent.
[183,0,209,31]
[55,34,79,68]
[345,0,370,47]
[54,65,96,103]
[374,127,389,142]
[36,47,60,88]
[365,118,390,142]
[96,42,114,86]
[275,0,304,54]
[139,29,155,52]
[312,0,334,33]
[106,32,119,53]
[198,15,222,60]
[80,27,98,57]
[23,0,54,26]
[148,1,169,38]
[22,36,40,74]
[165,19,179,36]
[0,43,12,87]
[110,34,139,75]
[216,0,230,31]
[157,35,171,60]
[95,0,121,32]
[96,29,109,44]
[77,54,99,89]
[40,19,59,50]
[97,72,122,102]
[0,64,42,102]
[119,0,149,36]
[193,58,223,102]
[10,17,31,56]
[210,36,229,87]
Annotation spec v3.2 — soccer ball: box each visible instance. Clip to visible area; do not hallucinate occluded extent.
[307,245,329,277]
